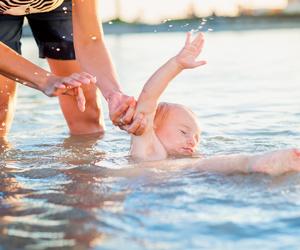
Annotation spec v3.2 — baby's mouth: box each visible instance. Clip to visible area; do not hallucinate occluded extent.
[181,147,194,154]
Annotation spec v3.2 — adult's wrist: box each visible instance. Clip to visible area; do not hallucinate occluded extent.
[105,89,123,102]
[39,74,60,97]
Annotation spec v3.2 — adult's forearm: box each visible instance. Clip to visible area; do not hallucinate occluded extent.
[72,0,122,101]
[0,42,51,91]
[74,38,122,100]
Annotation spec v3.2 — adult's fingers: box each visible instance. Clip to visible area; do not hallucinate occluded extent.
[62,76,82,87]
[120,113,145,135]
[122,118,142,134]
[111,102,130,125]
[132,117,147,136]
[121,101,136,124]
[80,72,97,84]
[70,72,94,85]
[110,96,135,125]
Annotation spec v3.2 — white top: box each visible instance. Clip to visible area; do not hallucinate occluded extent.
[0,0,65,15]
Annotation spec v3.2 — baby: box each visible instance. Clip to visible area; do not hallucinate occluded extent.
[121,32,300,175]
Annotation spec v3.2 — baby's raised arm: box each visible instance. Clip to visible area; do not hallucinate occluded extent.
[136,32,206,117]
[128,33,206,161]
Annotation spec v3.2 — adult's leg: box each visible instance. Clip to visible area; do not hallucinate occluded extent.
[47,58,104,135]
[0,14,24,137]
[0,76,17,137]
[27,1,105,135]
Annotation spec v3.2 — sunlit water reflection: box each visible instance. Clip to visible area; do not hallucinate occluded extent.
[1,29,300,249]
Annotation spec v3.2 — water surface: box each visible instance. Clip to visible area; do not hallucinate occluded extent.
[1,29,300,250]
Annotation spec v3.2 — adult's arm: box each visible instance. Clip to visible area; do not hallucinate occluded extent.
[0,42,96,111]
[72,0,139,128]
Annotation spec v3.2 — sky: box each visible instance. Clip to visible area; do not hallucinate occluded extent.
[100,0,289,23]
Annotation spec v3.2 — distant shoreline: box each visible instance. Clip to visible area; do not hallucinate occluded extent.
[22,15,300,36]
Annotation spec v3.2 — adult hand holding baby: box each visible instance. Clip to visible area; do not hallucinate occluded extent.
[42,72,97,113]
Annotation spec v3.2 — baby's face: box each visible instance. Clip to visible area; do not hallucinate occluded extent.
[155,105,200,156]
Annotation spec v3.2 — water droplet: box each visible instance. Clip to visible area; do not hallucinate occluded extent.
[64,11,67,14]
[108,21,113,24]
[91,36,97,40]
[202,18,207,22]
[168,24,173,28]
[162,18,171,23]
[56,48,61,51]
[62,35,66,39]
[15,78,19,81]
[198,26,203,29]
[208,28,213,32]
[34,72,38,75]
[201,21,206,25]
[62,7,68,11]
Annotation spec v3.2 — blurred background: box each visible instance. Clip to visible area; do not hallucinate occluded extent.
[99,0,299,23]
[22,0,300,35]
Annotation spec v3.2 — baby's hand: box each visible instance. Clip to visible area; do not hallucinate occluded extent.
[251,148,300,175]
[175,32,207,70]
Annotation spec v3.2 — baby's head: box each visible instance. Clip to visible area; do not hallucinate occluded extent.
[153,102,201,156]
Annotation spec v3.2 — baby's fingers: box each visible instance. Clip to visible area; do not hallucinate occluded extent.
[185,32,192,46]
[194,60,207,68]
[76,87,86,112]
[192,32,205,47]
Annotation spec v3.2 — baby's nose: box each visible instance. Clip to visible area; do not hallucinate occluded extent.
[187,136,197,147]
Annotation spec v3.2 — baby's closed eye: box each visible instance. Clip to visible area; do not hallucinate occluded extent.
[179,129,187,135]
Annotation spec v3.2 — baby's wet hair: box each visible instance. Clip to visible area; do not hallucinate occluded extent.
[154,102,171,129]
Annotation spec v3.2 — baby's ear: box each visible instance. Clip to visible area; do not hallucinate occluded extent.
[293,148,300,158]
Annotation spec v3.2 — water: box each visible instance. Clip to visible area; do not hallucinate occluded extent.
[1,28,300,250]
